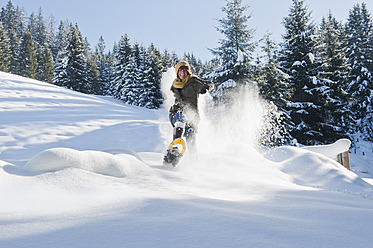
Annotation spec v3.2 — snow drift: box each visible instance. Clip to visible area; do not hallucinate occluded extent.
[23,147,153,178]
[266,145,371,195]
[1,71,373,248]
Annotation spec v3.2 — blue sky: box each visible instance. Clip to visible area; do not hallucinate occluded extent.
[8,0,372,61]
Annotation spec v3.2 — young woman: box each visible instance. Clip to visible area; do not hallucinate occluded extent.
[164,61,214,166]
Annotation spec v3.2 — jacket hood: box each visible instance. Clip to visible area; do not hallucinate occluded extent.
[175,61,192,76]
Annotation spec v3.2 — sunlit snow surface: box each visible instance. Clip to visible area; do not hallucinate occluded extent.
[1,71,373,248]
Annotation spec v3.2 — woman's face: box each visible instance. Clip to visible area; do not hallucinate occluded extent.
[178,67,188,80]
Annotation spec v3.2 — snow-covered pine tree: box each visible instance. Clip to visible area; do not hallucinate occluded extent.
[110,41,163,108]
[39,45,54,83]
[209,0,256,98]
[258,33,291,114]
[28,9,47,48]
[110,34,132,100]
[53,20,71,61]
[257,32,293,146]
[199,60,219,81]
[26,9,54,83]
[0,21,11,72]
[17,28,38,79]
[53,20,72,88]
[86,54,99,94]
[53,45,69,88]
[135,44,150,107]
[119,42,139,105]
[44,15,56,58]
[0,1,25,74]
[278,0,327,145]
[317,11,353,142]
[139,44,163,109]
[82,37,99,94]
[64,24,87,93]
[359,3,373,142]
[344,3,373,137]
[161,49,179,69]
[95,36,112,95]
[29,9,54,83]
[363,103,373,142]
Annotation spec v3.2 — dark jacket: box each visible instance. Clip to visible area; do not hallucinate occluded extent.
[169,75,214,128]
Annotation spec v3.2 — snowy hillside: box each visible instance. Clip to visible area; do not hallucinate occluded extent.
[1,71,373,248]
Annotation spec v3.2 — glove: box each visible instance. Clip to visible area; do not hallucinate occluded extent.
[199,84,210,94]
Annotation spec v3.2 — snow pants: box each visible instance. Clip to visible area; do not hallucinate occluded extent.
[171,112,196,143]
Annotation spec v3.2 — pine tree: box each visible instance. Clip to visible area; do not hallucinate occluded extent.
[53,20,72,87]
[0,21,11,72]
[31,8,47,48]
[209,0,256,96]
[363,103,373,142]
[95,36,112,95]
[110,40,164,108]
[110,34,132,99]
[278,0,326,145]
[317,11,353,142]
[199,60,219,80]
[161,49,179,69]
[0,1,25,74]
[54,20,72,60]
[65,24,87,92]
[139,44,163,108]
[18,28,38,79]
[359,3,373,142]
[344,3,373,136]
[85,52,99,94]
[28,8,55,82]
[121,42,140,105]
[257,32,293,145]
[83,37,99,94]
[53,49,69,88]
[39,45,54,83]
[134,44,148,107]
[259,33,291,112]
[45,14,56,58]
[54,24,87,92]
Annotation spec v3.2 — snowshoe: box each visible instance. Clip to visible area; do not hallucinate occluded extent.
[163,138,186,167]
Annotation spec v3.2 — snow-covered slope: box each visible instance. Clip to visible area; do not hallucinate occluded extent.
[1,71,373,248]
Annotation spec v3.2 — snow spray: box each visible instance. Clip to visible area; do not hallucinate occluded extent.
[160,68,279,159]
[198,85,268,154]
[160,67,176,112]
[159,67,177,147]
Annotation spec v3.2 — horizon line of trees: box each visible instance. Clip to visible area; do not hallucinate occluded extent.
[1,0,372,146]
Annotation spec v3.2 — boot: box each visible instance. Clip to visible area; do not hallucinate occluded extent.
[173,121,185,140]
